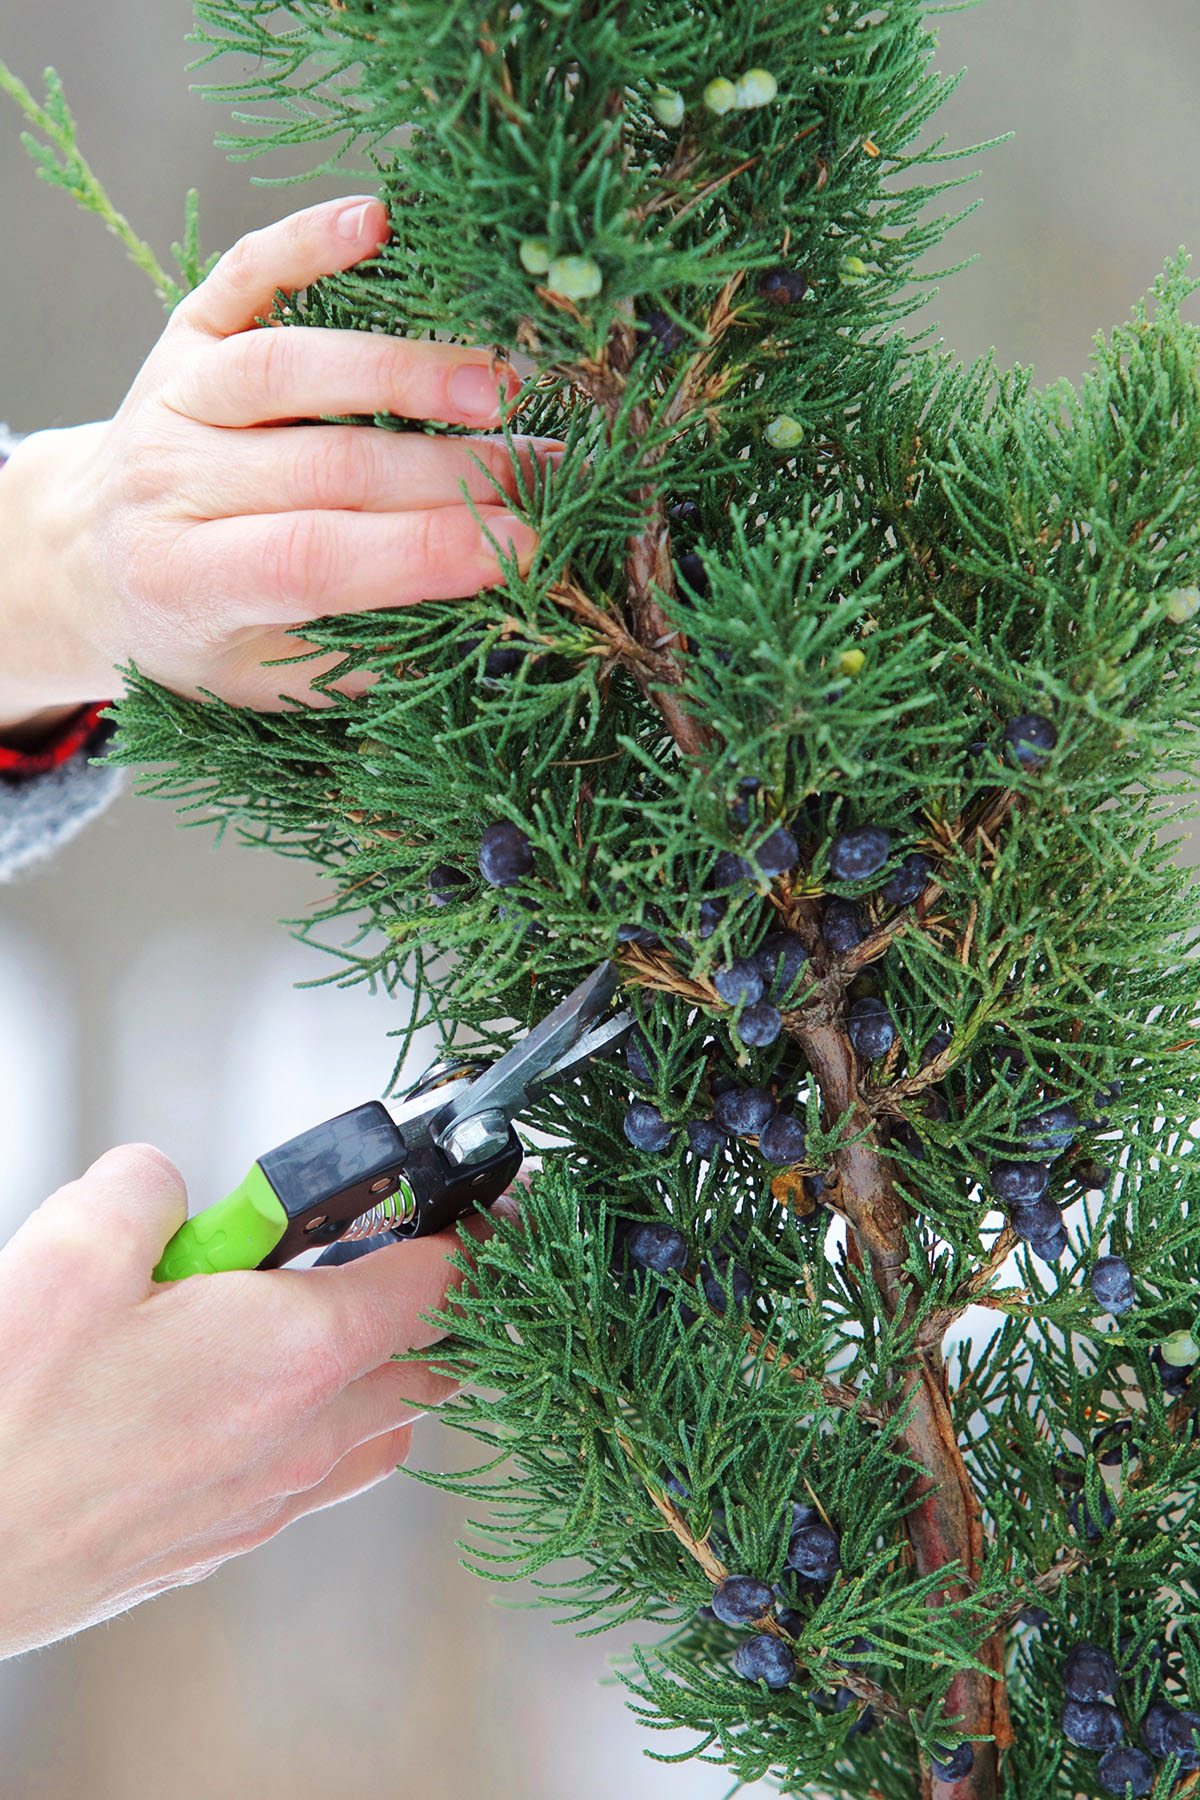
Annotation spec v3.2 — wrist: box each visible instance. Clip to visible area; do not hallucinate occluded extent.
[0,423,115,723]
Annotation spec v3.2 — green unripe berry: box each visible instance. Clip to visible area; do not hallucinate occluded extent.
[518,237,551,276]
[764,414,804,450]
[546,255,604,301]
[735,69,778,109]
[1161,1329,1200,1367]
[1166,584,1200,624]
[651,87,685,128]
[838,647,867,677]
[703,77,738,115]
[840,255,870,285]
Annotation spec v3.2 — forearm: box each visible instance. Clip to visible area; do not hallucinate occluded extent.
[0,421,112,731]
[0,422,122,879]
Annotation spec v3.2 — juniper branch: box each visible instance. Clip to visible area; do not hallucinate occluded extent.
[0,57,181,308]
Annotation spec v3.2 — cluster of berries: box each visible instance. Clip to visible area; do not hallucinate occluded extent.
[700,69,779,115]
[518,71,782,303]
[989,1120,1076,1266]
[708,929,810,1050]
[433,723,1062,1175]
[622,1028,819,1187]
[982,1053,1129,1268]
[714,1524,987,1762]
[517,237,605,302]
[705,1502,842,1692]
[646,68,780,128]
[696,817,930,1056]
[1057,1638,1199,1795]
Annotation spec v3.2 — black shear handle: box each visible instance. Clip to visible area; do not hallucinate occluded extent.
[255,1100,523,1269]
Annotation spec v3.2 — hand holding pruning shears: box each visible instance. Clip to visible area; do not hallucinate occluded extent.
[0,966,629,1659]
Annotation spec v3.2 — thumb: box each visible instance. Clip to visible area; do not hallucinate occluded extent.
[28,1144,189,1298]
[172,195,390,339]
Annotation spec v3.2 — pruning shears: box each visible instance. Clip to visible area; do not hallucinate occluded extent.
[152,963,633,1282]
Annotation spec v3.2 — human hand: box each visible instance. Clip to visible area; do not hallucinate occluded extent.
[0,194,554,733]
[0,1142,510,1657]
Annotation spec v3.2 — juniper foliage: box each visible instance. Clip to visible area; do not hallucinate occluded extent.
[10,3,1200,1796]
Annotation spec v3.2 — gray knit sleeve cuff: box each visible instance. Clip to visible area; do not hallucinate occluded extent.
[0,753,124,883]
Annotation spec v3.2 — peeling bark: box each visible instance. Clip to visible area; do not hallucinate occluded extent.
[791,1006,1012,1800]
[622,487,713,758]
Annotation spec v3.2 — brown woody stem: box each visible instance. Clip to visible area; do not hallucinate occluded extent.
[788,1001,1012,1799]
[573,310,727,760]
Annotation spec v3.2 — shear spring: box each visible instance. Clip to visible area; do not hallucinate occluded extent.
[337,1179,418,1240]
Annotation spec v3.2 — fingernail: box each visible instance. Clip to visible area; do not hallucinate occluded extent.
[336,198,376,240]
[483,513,540,572]
[450,361,509,419]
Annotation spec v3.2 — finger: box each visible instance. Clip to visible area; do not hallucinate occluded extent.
[166,327,520,431]
[280,1360,459,1494]
[281,1426,415,1522]
[173,196,392,339]
[19,1144,188,1298]
[180,426,564,521]
[262,1210,498,1396]
[170,502,541,627]
[198,631,380,711]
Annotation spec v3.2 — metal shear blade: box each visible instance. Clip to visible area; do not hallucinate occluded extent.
[395,962,632,1157]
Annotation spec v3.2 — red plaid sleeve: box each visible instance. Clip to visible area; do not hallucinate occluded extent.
[0,704,112,779]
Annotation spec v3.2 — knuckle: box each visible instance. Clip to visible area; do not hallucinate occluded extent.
[106,429,174,507]
[38,1211,104,1267]
[271,1322,348,1417]
[170,230,261,339]
[155,525,223,644]
[299,430,359,512]
[247,325,298,416]
[414,504,480,579]
[28,1205,114,1290]
[91,1211,149,1271]
[260,511,336,608]
[217,227,263,293]
[157,339,222,423]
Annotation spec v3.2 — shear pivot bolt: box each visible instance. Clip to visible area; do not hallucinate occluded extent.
[441,1110,511,1166]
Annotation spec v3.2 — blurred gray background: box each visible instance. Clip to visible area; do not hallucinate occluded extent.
[2,3,1199,1797]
